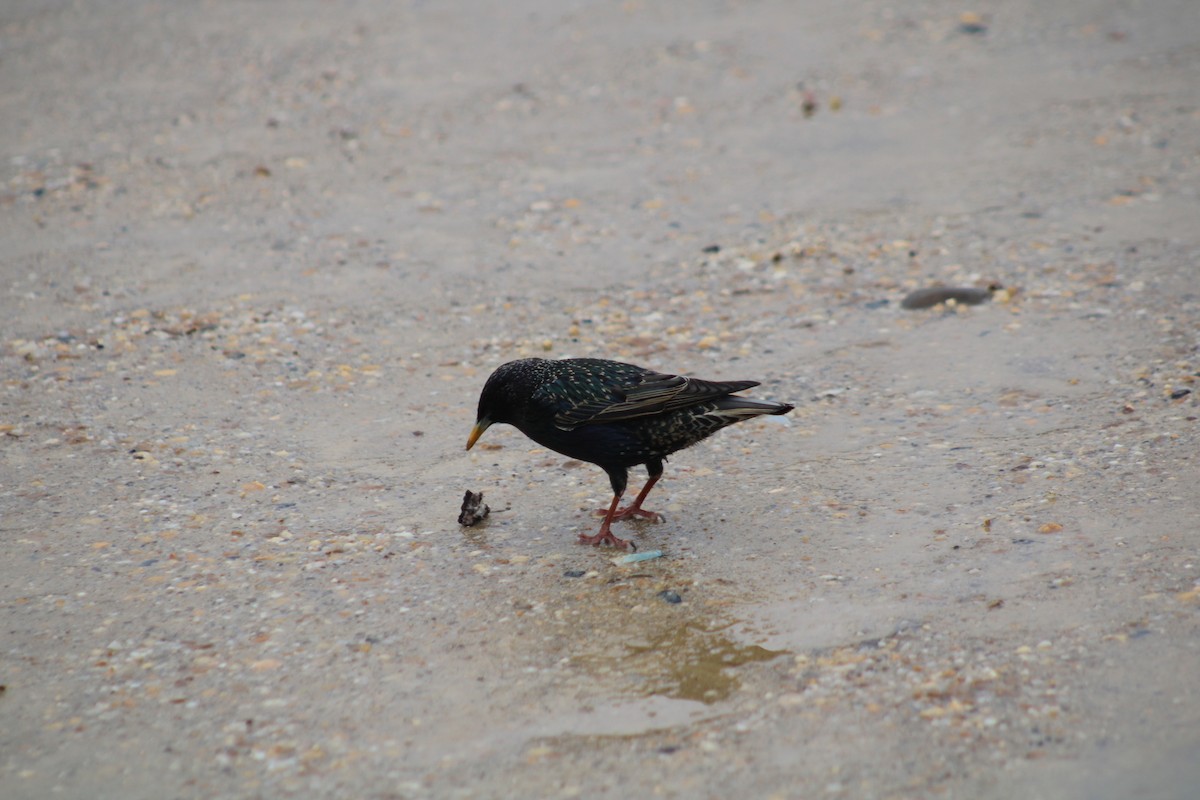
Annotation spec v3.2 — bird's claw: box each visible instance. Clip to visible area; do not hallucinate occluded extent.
[577,528,635,549]
[593,506,664,524]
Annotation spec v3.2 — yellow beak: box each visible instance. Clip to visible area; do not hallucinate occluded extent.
[465,420,490,450]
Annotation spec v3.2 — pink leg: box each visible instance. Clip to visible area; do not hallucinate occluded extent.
[593,473,663,523]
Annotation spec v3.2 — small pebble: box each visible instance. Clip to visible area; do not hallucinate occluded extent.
[901,286,995,309]
[563,569,586,578]
[658,590,682,604]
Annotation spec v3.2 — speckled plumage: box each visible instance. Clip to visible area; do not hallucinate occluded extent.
[466,357,794,548]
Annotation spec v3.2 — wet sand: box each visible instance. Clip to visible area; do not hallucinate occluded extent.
[3,1,1198,797]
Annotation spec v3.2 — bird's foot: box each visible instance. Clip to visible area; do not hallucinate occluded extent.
[593,505,664,524]
[577,526,636,550]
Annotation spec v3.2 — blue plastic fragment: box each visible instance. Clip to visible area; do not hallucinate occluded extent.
[615,549,664,564]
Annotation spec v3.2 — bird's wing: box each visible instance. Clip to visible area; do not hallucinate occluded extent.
[553,371,760,429]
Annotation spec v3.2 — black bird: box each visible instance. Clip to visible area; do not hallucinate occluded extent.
[466,357,794,548]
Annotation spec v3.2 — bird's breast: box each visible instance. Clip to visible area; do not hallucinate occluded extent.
[516,419,657,468]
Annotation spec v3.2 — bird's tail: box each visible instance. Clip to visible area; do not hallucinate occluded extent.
[711,396,794,418]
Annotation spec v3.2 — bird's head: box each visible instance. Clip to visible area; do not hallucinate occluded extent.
[466,360,534,450]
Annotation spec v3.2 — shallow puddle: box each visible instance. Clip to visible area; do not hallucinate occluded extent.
[587,621,786,704]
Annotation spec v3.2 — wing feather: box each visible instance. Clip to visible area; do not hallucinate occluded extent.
[553,370,760,429]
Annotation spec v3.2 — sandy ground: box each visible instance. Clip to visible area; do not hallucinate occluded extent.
[3,0,1199,797]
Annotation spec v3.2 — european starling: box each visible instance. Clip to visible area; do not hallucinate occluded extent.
[466,358,794,549]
